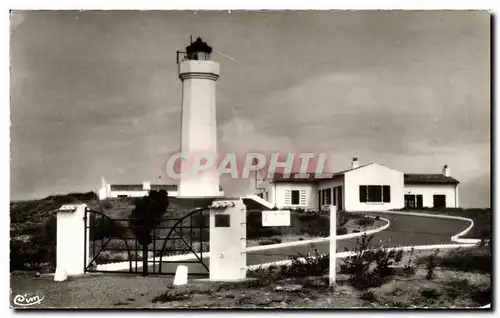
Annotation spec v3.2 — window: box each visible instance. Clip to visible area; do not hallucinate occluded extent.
[359,185,391,203]
[291,190,300,205]
[117,195,128,198]
[325,189,332,205]
[333,187,337,205]
[383,185,391,203]
[320,188,331,205]
[433,195,446,208]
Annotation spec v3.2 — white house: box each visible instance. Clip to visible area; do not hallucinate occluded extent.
[255,158,459,212]
[98,178,224,200]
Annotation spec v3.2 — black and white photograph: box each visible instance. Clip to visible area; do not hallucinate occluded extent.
[8,8,492,309]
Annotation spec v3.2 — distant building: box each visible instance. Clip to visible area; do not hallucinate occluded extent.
[255,158,459,212]
[98,178,224,200]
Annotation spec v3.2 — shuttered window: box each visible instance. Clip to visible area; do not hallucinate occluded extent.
[291,190,300,205]
[359,185,390,203]
[383,185,391,202]
[359,186,367,202]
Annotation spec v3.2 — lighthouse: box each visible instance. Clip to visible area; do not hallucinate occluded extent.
[177,37,221,198]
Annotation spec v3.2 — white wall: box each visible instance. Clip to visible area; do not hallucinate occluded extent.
[404,184,459,208]
[273,182,318,210]
[344,164,405,212]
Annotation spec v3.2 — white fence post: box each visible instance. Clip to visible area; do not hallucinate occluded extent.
[54,204,88,281]
[209,199,247,281]
[329,204,337,287]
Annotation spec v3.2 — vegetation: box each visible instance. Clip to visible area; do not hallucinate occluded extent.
[339,234,405,289]
[128,190,170,277]
[416,246,491,274]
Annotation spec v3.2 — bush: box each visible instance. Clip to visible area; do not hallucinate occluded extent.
[340,234,404,290]
[337,227,348,235]
[403,247,417,277]
[356,216,375,227]
[152,290,190,303]
[90,215,128,241]
[10,216,57,271]
[359,290,376,302]
[258,237,282,246]
[280,244,329,277]
[425,250,439,280]
[438,247,491,274]
[420,288,440,300]
[444,278,491,306]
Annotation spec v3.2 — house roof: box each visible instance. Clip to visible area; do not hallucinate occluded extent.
[404,174,460,185]
[110,184,223,191]
[272,163,374,183]
[271,163,460,185]
[272,172,337,183]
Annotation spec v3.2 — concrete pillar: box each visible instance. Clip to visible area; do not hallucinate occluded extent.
[209,199,246,281]
[178,60,221,198]
[54,204,89,279]
[329,204,337,287]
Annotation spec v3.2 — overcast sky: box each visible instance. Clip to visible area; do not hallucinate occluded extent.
[10,10,490,207]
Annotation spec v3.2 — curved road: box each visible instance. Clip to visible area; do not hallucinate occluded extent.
[155,212,471,274]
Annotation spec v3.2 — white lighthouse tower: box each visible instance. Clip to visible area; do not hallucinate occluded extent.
[177,37,221,198]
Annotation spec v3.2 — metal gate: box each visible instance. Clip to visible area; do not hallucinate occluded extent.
[84,207,210,276]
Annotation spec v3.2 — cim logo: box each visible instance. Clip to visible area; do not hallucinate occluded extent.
[13,294,44,307]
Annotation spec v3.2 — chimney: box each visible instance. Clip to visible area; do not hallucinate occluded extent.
[442,165,450,177]
[351,157,359,169]
[143,181,151,191]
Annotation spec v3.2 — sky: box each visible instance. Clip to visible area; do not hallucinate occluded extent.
[10,10,490,207]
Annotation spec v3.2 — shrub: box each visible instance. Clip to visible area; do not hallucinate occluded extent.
[438,247,491,274]
[280,244,329,277]
[356,216,375,227]
[420,288,440,302]
[10,216,57,271]
[444,278,491,306]
[340,234,404,290]
[337,227,348,235]
[359,290,376,302]
[403,247,417,277]
[425,250,439,280]
[258,237,282,246]
[152,290,189,303]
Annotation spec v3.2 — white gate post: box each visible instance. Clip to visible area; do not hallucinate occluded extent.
[54,204,89,280]
[329,204,337,287]
[208,199,247,281]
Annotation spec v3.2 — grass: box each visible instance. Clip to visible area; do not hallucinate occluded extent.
[416,246,491,274]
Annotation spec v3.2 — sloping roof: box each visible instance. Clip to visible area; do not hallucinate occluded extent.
[271,163,460,185]
[272,163,374,183]
[272,172,337,183]
[110,184,223,191]
[404,174,459,185]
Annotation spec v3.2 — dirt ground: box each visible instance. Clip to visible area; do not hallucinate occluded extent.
[10,249,491,309]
